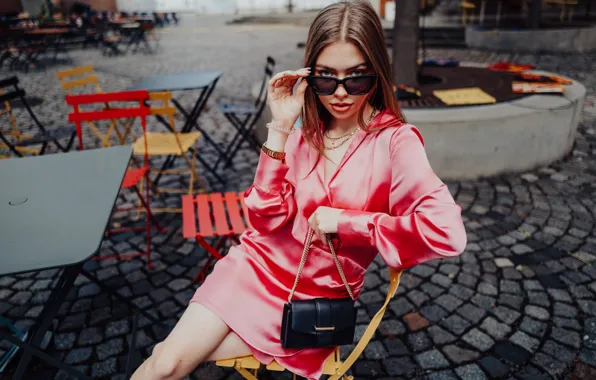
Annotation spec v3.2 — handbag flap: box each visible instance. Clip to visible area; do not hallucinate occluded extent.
[289,298,356,335]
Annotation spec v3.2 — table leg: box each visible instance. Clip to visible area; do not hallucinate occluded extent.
[217,112,260,171]
[11,265,82,380]
[0,331,91,380]
[213,112,250,171]
[80,270,163,325]
[171,80,229,163]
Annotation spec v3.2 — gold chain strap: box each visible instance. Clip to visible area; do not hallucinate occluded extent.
[287,228,355,303]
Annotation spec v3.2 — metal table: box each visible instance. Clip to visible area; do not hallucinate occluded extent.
[0,146,155,379]
[128,70,225,185]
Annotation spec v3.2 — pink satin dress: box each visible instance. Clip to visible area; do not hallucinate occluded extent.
[190,110,467,380]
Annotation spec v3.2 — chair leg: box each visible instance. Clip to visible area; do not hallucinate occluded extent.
[192,235,227,284]
[236,366,258,380]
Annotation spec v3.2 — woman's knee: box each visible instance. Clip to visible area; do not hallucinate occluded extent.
[147,343,181,379]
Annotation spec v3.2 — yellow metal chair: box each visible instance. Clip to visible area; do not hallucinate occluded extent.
[216,268,402,380]
[56,65,135,147]
[0,90,37,158]
[132,92,205,213]
[544,0,577,21]
[460,0,476,24]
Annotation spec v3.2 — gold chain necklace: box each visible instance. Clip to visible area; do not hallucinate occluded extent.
[323,109,378,151]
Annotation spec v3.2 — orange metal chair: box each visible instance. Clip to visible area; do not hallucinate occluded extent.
[181,192,252,283]
[66,90,163,267]
[57,65,136,147]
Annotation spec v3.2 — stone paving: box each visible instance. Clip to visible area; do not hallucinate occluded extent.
[1,14,596,380]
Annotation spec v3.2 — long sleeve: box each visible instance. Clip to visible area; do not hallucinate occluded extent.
[336,125,467,270]
[243,137,298,234]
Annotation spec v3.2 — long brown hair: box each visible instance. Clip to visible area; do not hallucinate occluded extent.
[301,0,406,154]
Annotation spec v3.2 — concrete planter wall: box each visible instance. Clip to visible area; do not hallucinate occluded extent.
[252,68,586,181]
[466,25,596,53]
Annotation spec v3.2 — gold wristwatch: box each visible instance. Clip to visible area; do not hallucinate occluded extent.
[261,143,286,161]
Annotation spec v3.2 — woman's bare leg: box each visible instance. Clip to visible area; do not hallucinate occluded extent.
[205,331,252,361]
[131,302,231,380]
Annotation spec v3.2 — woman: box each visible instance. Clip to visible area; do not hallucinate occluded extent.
[132,1,466,379]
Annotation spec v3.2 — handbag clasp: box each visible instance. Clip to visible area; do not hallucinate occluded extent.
[314,326,335,331]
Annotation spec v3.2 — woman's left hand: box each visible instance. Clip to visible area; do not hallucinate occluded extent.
[308,206,343,246]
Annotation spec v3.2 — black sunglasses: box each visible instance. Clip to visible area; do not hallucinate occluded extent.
[306,75,377,96]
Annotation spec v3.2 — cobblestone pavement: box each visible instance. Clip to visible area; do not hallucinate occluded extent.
[1,14,596,380]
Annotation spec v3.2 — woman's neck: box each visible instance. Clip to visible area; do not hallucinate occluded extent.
[327,103,375,136]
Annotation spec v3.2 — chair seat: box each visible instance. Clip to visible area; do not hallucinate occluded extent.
[132,132,201,156]
[17,126,76,147]
[216,348,344,375]
[182,192,252,239]
[121,166,149,189]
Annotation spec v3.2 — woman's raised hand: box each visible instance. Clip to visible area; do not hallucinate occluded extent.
[267,68,310,129]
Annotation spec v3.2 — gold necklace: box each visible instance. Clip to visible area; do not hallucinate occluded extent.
[323,109,378,151]
[324,127,359,141]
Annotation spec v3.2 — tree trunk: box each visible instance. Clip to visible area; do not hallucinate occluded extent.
[392,0,420,87]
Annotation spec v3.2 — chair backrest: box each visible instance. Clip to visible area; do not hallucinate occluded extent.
[66,90,150,150]
[0,76,48,134]
[56,65,102,94]
[0,76,47,158]
[0,77,24,104]
[66,90,150,122]
[148,92,176,118]
[241,56,276,131]
[254,56,275,109]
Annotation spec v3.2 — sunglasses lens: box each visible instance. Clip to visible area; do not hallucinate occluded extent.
[345,76,376,95]
[307,77,337,95]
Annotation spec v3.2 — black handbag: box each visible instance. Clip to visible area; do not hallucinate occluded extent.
[280,228,357,349]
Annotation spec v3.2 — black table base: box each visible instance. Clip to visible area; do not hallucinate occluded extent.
[2,265,163,379]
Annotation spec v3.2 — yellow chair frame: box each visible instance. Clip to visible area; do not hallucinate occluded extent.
[57,65,135,147]
[544,0,578,21]
[132,92,206,214]
[0,90,38,158]
[216,268,402,380]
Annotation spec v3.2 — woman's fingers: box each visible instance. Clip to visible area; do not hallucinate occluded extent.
[295,79,309,99]
[269,68,311,90]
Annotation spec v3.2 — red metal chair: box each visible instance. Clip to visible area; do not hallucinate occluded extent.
[66,90,163,268]
[182,192,253,283]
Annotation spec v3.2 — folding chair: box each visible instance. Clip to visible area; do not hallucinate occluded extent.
[132,92,205,213]
[214,56,275,171]
[66,90,163,268]
[181,192,252,283]
[0,317,28,375]
[216,268,403,380]
[56,65,136,147]
[0,76,76,158]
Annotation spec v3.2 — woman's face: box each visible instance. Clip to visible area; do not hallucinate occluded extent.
[313,41,373,121]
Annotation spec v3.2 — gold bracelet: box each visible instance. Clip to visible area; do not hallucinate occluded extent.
[261,143,286,161]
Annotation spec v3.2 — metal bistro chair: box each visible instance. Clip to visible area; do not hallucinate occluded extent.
[214,56,275,171]
[0,76,76,158]
[56,65,137,147]
[132,92,204,214]
[66,90,164,268]
[182,192,252,283]
[216,268,403,380]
